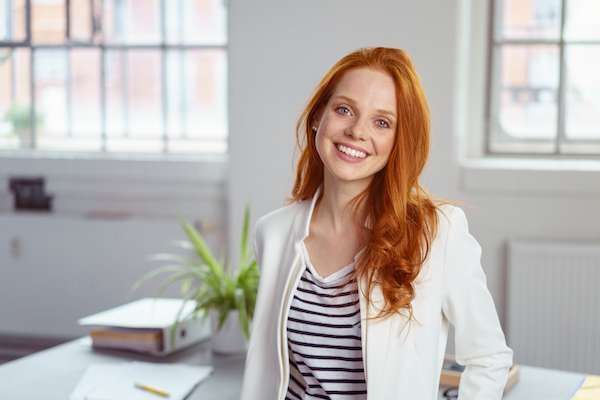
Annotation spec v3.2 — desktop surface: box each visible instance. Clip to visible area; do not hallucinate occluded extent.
[0,336,587,399]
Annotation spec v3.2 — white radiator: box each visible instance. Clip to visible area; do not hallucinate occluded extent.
[507,239,600,375]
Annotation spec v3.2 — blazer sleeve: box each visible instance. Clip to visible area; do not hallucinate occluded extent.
[252,217,264,270]
[441,206,514,400]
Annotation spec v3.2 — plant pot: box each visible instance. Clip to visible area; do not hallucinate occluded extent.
[209,309,250,354]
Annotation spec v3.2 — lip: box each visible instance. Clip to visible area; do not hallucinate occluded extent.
[334,143,369,163]
[334,142,372,155]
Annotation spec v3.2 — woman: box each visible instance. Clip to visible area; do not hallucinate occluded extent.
[240,47,513,400]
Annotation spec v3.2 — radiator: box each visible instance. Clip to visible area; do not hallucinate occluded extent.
[507,239,600,375]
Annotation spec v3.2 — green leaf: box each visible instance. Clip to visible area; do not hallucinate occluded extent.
[239,204,251,268]
[234,287,250,339]
[178,218,224,282]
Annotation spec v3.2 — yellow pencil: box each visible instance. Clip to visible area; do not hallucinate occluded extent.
[134,382,171,398]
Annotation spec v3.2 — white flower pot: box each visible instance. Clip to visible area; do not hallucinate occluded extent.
[210,309,250,354]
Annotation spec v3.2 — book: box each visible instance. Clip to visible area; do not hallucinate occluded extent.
[440,354,520,392]
[89,328,163,353]
[78,298,211,356]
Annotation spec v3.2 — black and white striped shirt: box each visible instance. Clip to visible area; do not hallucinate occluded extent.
[285,241,367,400]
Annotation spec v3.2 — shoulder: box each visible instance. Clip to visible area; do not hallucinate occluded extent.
[434,203,467,234]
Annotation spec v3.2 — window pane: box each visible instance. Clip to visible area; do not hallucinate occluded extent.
[0,48,30,149]
[70,0,93,42]
[165,0,227,45]
[36,49,102,152]
[166,49,226,143]
[184,49,226,139]
[34,49,67,147]
[492,45,559,141]
[496,0,561,40]
[105,49,126,137]
[106,50,163,153]
[32,0,66,44]
[71,49,101,143]
[103,0,160,44]
[565,45,600,140]
[564,0,600,40]
[1,0,27,42]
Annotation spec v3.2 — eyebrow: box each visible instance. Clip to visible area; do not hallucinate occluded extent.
[332,95,397,120]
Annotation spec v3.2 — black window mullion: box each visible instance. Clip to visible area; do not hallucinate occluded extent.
[484,0,496,155]
[555,0,567,155]
[65,0,71,41]
[90,0,96,43]
[25,0,31,45]
[29,47,36,149]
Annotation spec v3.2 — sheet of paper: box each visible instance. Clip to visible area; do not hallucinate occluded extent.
[70,361,213,400]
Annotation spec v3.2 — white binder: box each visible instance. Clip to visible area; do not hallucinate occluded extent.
[78,298,211,356]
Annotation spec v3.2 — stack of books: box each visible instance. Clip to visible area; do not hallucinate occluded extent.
[78,298,211,356]
[440,354,520,392]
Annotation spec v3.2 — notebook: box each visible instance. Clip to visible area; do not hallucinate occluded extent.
[69,361,214,400]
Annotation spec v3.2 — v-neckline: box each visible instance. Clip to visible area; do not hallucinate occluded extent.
[300,240,364,283]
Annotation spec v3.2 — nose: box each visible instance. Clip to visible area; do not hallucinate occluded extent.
[346,117,369,141]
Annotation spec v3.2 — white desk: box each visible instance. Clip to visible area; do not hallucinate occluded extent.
[0,336,587,399]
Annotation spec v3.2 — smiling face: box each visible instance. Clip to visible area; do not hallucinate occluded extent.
[313,67,398,187]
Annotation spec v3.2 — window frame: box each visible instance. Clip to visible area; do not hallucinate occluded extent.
[0,0,228,155]
[485,0,600,158]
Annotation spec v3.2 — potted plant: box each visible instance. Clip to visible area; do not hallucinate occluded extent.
[132,204,259,354]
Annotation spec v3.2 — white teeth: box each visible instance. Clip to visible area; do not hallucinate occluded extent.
[336,144,367,159]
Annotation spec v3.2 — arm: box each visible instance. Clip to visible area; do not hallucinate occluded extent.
[442,206,513,400]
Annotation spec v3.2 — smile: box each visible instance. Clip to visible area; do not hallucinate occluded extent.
[335,143,369,163]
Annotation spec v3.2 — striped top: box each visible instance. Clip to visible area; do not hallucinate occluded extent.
[285,241,367,400]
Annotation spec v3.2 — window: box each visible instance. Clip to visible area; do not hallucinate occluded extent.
[487,0,600,156]
[0,0,227,156]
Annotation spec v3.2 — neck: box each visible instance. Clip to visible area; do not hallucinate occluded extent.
[314,177,370,238]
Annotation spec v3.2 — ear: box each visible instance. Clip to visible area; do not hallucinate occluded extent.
[311,107,324,130]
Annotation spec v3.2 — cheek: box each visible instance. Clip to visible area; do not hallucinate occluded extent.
[377,134,396,158]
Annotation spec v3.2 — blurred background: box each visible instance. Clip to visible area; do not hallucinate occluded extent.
[0,0,599,376]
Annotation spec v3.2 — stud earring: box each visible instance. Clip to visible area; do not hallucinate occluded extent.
[311,126,317,133]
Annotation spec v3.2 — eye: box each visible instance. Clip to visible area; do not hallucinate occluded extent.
[335,105,352,116]
[376,119,391,129]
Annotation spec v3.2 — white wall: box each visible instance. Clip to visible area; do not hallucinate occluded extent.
[0,159,227,337]
[227,0,600,360]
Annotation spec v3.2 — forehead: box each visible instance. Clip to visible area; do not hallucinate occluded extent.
[331,67,397,111]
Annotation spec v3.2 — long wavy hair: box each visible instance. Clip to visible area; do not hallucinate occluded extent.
[285,47,455,327]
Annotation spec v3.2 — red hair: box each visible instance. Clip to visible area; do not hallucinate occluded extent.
[286,47,455,325]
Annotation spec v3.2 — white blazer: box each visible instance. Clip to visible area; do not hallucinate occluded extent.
[240,185,513,399]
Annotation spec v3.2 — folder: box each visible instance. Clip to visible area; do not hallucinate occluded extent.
[78,298,211,356]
